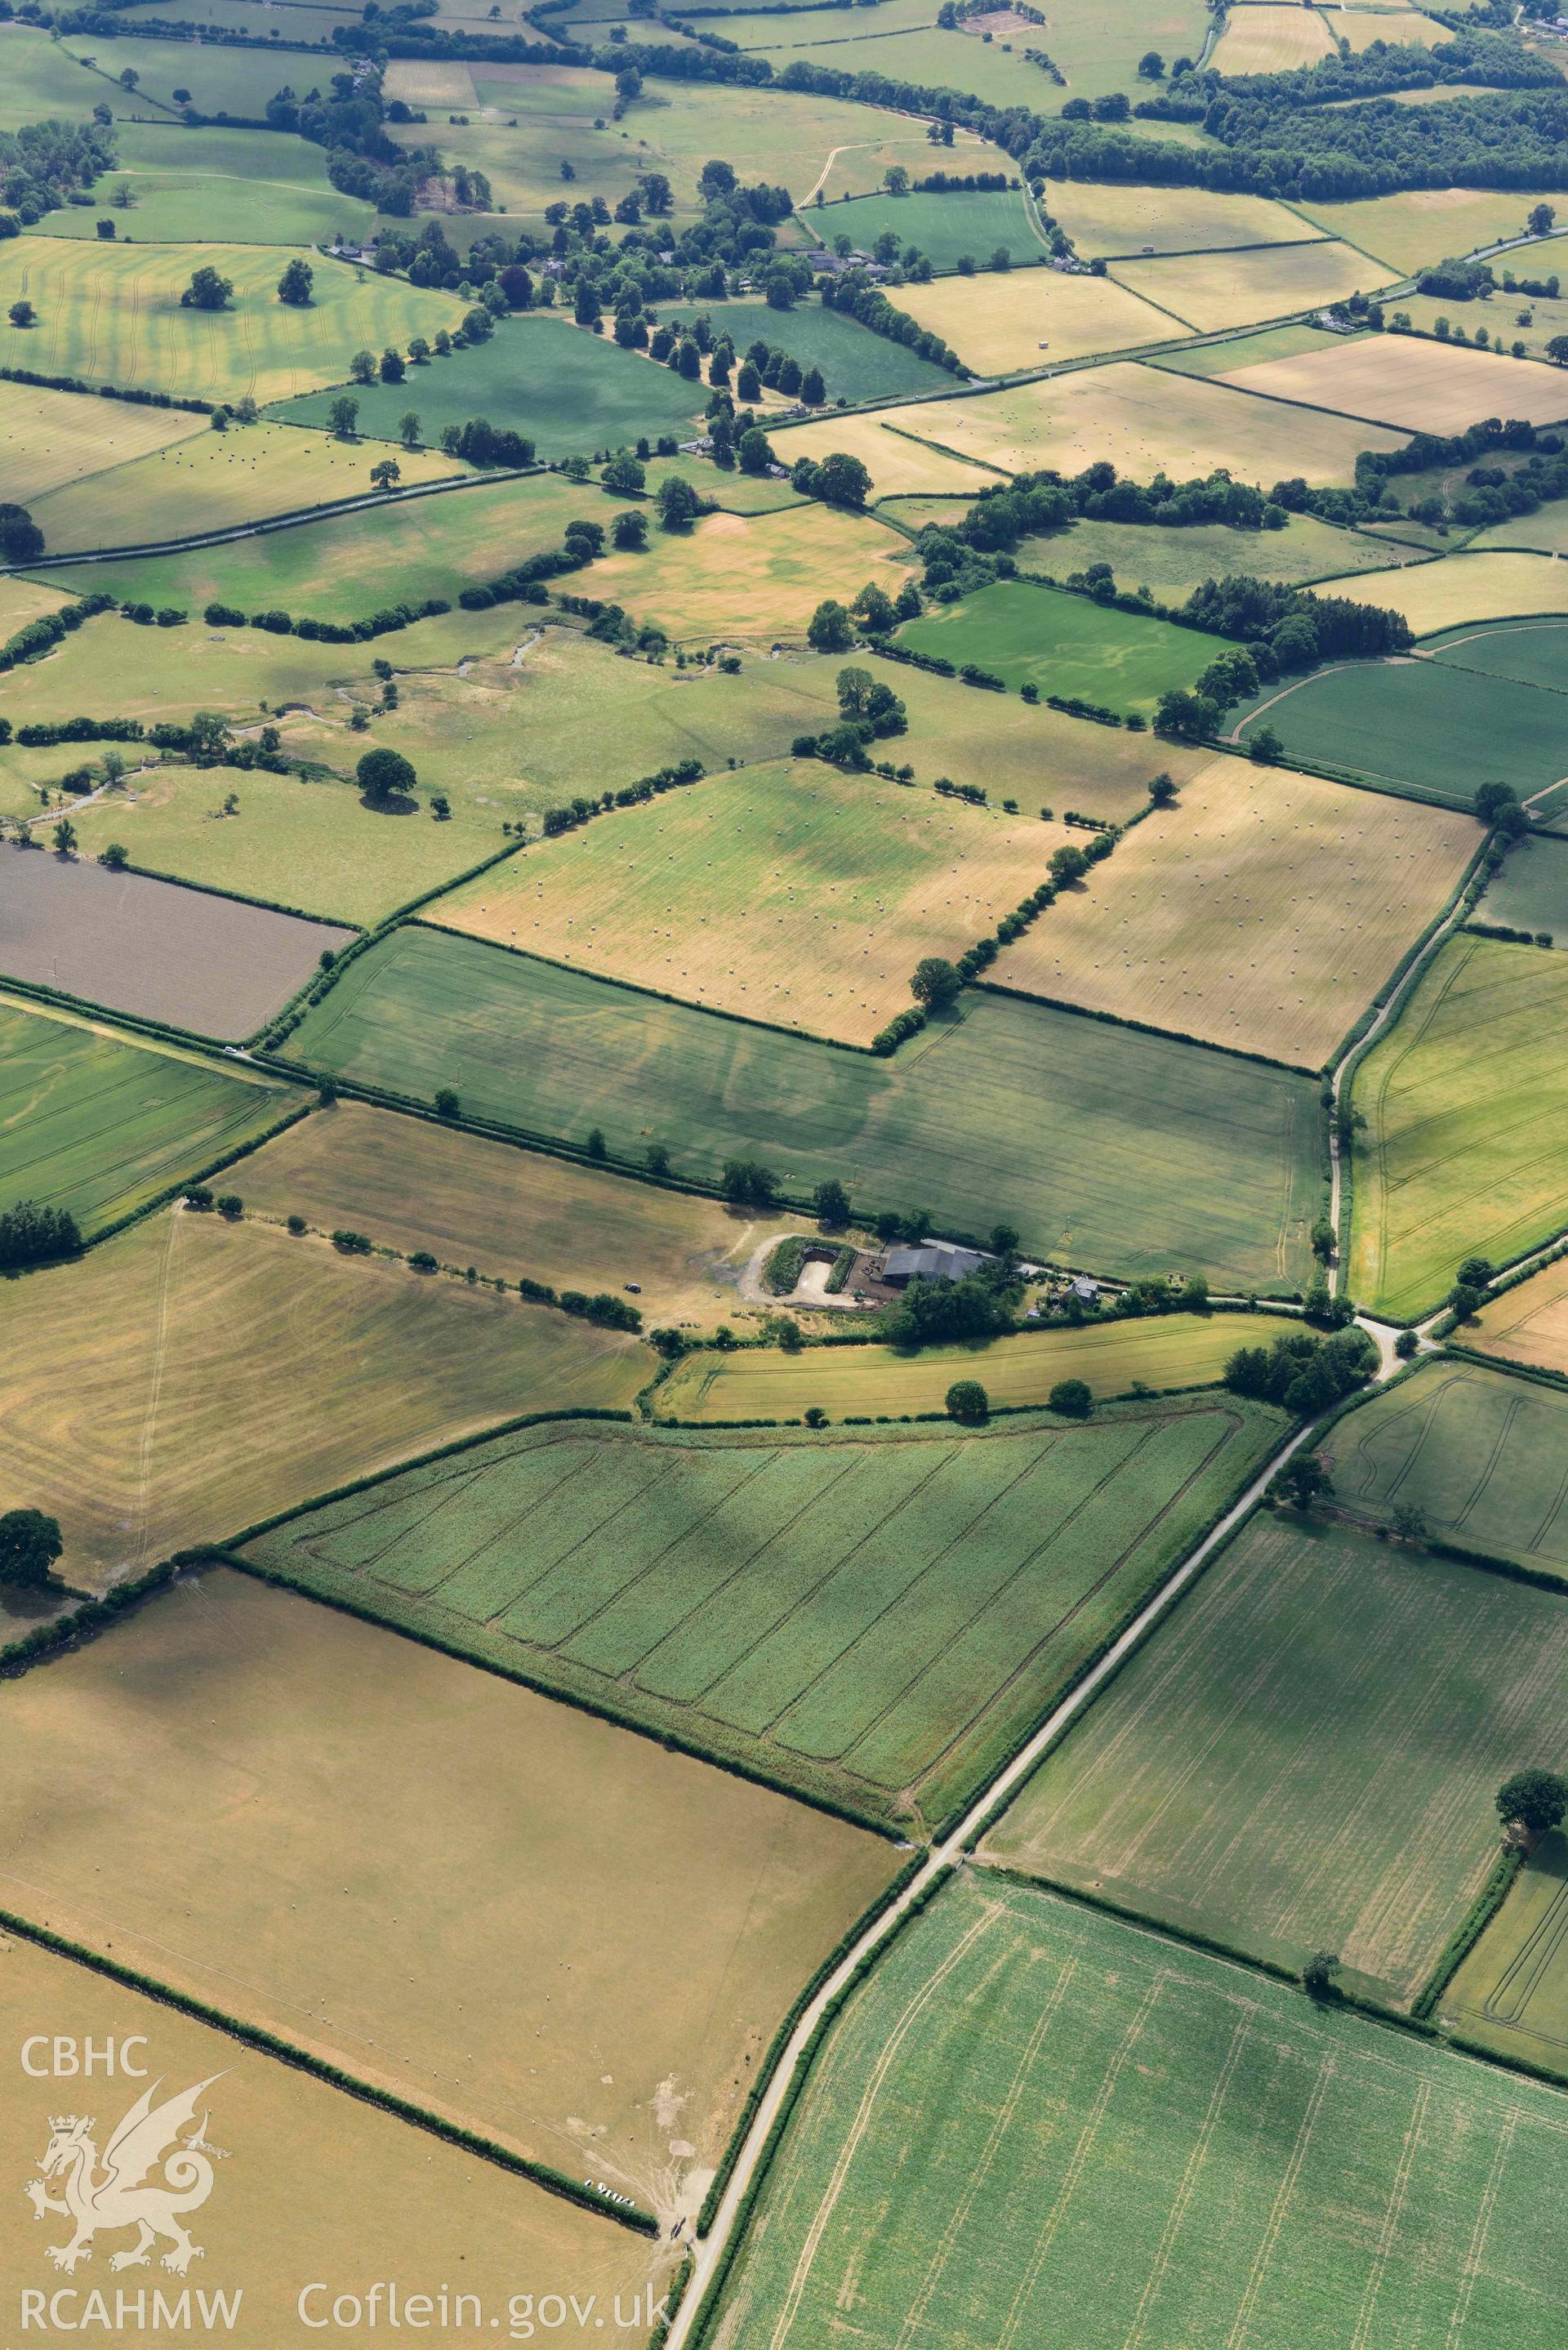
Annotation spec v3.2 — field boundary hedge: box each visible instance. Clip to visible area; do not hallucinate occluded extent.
[977,974,1321,1079]
[65,1093,312,1260]
[1321,832,1490,1078]
[25,464,544,574]
[0,1904,660,2236]
[408,922,880,1060]
[220,1541,902,1839]
[1410,1844,1522,2020]
[0,960,308,1068]
[686,1864,957,2350]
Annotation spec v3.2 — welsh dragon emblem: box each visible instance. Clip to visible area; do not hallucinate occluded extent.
[24,2076,228,2276]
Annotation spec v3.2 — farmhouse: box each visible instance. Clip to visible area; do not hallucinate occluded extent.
[876,1240,988,1286]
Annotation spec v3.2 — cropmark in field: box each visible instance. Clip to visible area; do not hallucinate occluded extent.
[243,1394,1283,1833]
[0,1210,644,1590]
[702,1868,1568,2350]
[291,926,1325,1291]
[234,1098,800,1327]
[1112,239,1388,333]
[0,997,293,1239]
[888,360,1401,488]
[1218,334,1568,435]
[992,753,1477,1068]
[987,1510,1568,2004]
[1347,933,1568,1319]
[1328,1353,1568,1573]
[430,757,1070,1047]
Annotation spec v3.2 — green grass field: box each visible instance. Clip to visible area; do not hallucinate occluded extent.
[390,71,956,216]
[40,472,596,622]
[0,24,118,128]
[1029,511,1421,600]
[1482,836,1568,945]
[662,294,951,401]
[703,1868,1568,2350]
[786,186,1046,274]
[1328,1355,1568,1574]
[720,20,1049,107]
[1347,934,1568,1318]
[276,315,709,459]
[896,578,1220,714]
[0,241,461,406]
[242,1394,1282,1832]
[29,421,460,557]
[289,925,1323,1289]
[1237,654,1568,810]
[70,759,518,930]
[39,123,376,247]
[56,27,319,116]
[987,1511,1568,2004]
[0,997,295,1236]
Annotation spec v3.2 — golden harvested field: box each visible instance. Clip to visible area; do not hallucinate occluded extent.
[766,406,1004,498]
[1211,2,1336,70]
[655,1309,1290,1420]
[0,573,68,636]
[993,754,1477,1067]
[29,422,462,555]
[0,1934,670,2348]
[432,758,1067,1046]
[0,241,460,405]
[888,267,1184,376]
[0,1569,895,2218]
[1040,181,1324,258]
[574,502,907,644]
[1469,1251,1568,1376]
[0,377,203,507]
[1392,289,1568,367]
[236,1100,800,1326]
[1294,187,1549,273]
[0,1211,643,1590]
[891,361,1402,488]
[1111,240,1392,332]
[1218,335,1568,433]
[1315,551,1568,633]
[1330,4,1446,44]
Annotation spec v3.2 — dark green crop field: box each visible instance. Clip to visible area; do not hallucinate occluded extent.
[275,315,707,461]
[0,1001,295,1236]
[1236,653,1568,810]
[289,926,1323,1289]
[1428,617,1568,692]
[987,1509,1568,2006]
[242,1397,1283,1832]
[897,578,1219,714]
[702,1869,1568,2350]
[663,295,951,402]
[1481,836,1568,945]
